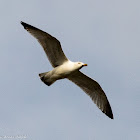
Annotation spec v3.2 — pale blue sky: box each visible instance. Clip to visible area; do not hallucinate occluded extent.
[0,0,139,139]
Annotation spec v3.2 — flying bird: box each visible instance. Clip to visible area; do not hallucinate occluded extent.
[21,21,113,119]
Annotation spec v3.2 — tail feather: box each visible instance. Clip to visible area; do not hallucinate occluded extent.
[39,72,54,86]
[39,72,47,78]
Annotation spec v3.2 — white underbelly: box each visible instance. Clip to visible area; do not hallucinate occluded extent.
[50,64,75,80]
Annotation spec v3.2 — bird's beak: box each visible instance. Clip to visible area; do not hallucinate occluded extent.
[83,64,88,66]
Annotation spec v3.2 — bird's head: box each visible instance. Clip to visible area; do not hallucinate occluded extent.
[74,62,88,70]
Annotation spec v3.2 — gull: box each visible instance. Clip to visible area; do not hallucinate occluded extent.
[21,21,113,119]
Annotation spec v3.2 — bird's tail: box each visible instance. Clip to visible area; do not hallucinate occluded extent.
[39,72,47,78]
[39,72,55,86]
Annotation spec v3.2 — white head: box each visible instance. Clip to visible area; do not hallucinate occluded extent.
[74,62,88,70]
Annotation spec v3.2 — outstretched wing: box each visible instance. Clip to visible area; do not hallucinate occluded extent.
[68,71,113,119]
[21,21,68,67]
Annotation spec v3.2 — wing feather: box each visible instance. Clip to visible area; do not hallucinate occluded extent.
[68,71,113,119]
[21,21,68,67]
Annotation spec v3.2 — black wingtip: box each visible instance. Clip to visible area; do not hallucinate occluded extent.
[109,113,114,119]
[109,110,114,119]
[103,111,114,119]
[20,21,39,31]
[20,21,28,29]
[20,21,29,29]
[20,21,29,28]
[105,107,114,119]
[111,112,114,119]
[101,100,114,119]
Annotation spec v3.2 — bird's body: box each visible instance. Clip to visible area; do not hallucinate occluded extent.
[39,60,86,86]
[21,21,114,119]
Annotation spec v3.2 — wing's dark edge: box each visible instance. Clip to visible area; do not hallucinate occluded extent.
[21,21,68,67]
[21,21,54,39]
[21,21,37,30]
[68,71,114,119]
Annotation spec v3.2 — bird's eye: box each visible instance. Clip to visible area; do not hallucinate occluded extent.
[78,62,81,64]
